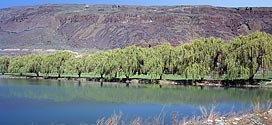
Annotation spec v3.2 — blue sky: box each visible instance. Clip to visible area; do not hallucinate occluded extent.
[0,0,271,8]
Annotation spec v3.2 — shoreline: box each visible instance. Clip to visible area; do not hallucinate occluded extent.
[190,109,272,125]
[1,75,272,88]
[96,109,272,125]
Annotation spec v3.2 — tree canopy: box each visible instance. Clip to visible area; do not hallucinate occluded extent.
[0,56,10,75]
[1,31,272,82]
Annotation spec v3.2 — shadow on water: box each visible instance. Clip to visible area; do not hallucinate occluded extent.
[0,78,271,105]
[78,80,81,87]
[100,81,103,87]
[0,78,271,124]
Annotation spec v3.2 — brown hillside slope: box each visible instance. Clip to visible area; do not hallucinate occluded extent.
[0,4,272,52]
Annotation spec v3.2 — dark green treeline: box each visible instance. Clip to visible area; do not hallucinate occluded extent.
[0,31,272,81]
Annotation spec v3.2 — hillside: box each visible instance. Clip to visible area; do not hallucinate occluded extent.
[0,4,272,54]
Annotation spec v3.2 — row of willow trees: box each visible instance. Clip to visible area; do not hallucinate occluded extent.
[0,31,272,81]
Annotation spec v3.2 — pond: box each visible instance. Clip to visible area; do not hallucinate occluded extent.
[0,78,271,125]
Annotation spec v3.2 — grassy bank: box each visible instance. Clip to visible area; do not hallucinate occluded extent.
[2,72,272,88]
[96,103,272,125]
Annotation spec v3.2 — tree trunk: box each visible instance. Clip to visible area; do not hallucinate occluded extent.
[249,59,261,84]
[100,74,104,84]
[248,47,263,84]
[100,74,103,79]
[125,75,129,80]
[78,72,81,78]
[78,81,81,86]
[249,75,254,82]
[58,73,61,78]
[100,81,103,87]
[1,72,4,75]
[249,67,254,81]
[159,74,163,80]
[114,72,118,78]
[36,72,39,77]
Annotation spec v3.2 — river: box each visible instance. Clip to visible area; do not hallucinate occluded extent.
[0,78,271,125]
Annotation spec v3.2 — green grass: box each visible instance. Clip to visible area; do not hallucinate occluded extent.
[254,71,272,80]
[258,81,272,86]
[3,72,272,82]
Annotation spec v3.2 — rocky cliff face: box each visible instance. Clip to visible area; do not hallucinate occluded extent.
[0,4,272,52]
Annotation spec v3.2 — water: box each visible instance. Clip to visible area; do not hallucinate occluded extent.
[0,78,271,125]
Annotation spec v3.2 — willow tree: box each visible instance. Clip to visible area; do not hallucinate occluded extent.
[154,43,176,79]
[176,37,225,80]
[226,31,272,81]
[108,48,123,78]
[134,47,146,75]
[8,56,27,76]
[83,54,94,74]
[86,51,114,79]
[176,42,206,80]
[142,47,162,79]
[0,56,10,75]
[41,53,55,76]
[200,37,226,78]
[54,51,73,78]
[24,54,42,77]
[41,51,73,78]
[80,54,94,75]
[119,46,141,79]
[65,56,84,78]
[97,50,120,79]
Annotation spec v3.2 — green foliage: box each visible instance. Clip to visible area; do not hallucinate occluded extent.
[50,51,73,77]
[24,54,42,76]
[65,56,84,77]
[0,56,10,75]
[41,53,56,76]
[2,31,272,82]
[84,50,120,79]
[176,37,225,80]
[153,43,176,79]
[40,51,73,77]
[8,56,27,75]
[119,46,142,79]
[142,48,163,79]
[225,31,272,80]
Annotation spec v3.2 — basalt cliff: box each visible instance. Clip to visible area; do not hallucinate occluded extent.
[0,4,272,54]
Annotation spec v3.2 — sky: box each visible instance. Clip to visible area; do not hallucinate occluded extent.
[0,0,271,9]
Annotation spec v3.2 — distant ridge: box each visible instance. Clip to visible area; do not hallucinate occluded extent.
[0,4,271,54]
